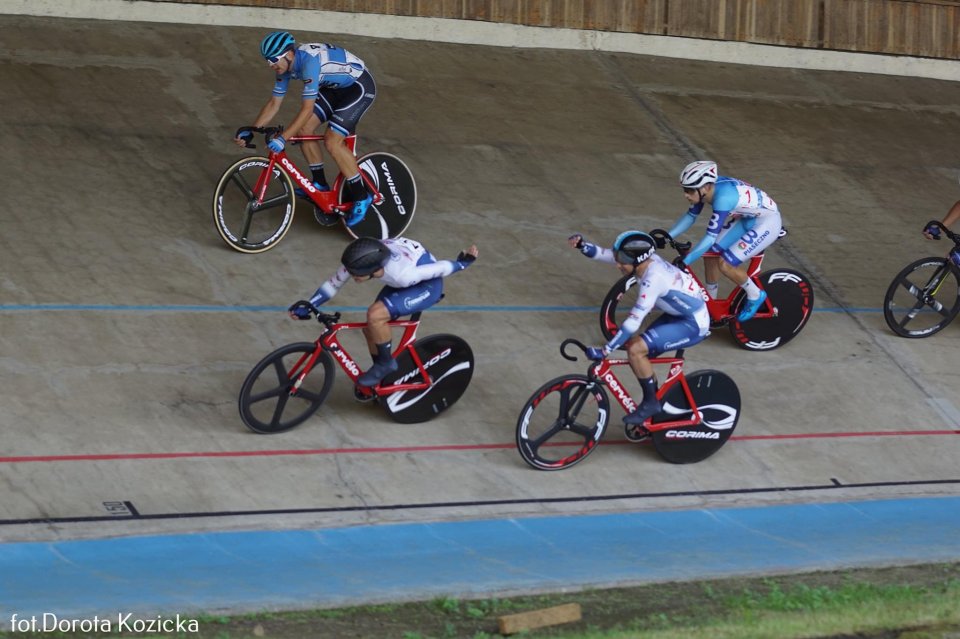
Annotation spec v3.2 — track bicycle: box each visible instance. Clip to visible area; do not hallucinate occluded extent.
[600,228,814,351]
[516,338,741,470]
[213,126,417,253]
[238,301,473,432]
[883,220,960,338]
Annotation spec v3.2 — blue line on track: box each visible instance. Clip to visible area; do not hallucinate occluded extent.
[0,304,875,313]
[1,496,957,624]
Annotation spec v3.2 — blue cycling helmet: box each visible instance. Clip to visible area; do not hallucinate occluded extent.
[260,31,296,60]
[612,230,655,265]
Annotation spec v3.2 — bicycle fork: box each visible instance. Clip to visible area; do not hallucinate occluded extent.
[288,348,324,395]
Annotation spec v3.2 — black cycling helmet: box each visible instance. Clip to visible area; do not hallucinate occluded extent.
[341,237,391,276]
[612,230,655,265]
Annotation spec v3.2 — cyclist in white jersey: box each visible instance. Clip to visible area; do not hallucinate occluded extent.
[569,230,711,439]
[290,237,479,387]
[235,32,377,227]
[668,160,783,322]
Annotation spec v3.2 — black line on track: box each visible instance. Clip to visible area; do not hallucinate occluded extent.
[2,478,959,528]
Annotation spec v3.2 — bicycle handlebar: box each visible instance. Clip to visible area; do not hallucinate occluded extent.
[289,300,341,327]
[649,228,692,255]
[925,220,960,244]
[235,125,285,149]
[560,338,589,361]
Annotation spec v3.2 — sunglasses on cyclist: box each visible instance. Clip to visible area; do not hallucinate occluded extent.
[614,249,650,265]
[265,53,286,65]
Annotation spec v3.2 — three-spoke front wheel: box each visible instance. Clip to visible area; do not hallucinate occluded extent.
[516,375,609,471]
[238,342,335,433]
[883,257,960,338]
[213,156,296,253]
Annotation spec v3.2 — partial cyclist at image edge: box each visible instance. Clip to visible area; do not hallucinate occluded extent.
[670,160,784,322]
[882,178,960,338]
[569,230,711,439]
[290,237,479,387]
[922,176,960,243]
[236,31,377,227]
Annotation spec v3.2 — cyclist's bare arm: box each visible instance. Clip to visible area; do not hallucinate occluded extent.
[926,200,960,239]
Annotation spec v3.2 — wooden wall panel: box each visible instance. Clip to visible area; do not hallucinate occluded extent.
[150,0,960,59]
[824,0,960,57]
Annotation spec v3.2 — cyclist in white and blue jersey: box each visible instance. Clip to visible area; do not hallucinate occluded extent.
[290,237,479,387]
[668,160,783,322]
[235,32,377,227]
[569,231,711,439]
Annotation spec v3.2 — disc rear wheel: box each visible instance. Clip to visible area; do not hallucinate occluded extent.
[379,334,474,424]
[728,268,814,350]
[650,370,740,464]
[338,152,416,240]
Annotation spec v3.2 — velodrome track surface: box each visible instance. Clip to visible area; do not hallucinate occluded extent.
[2,8,960,622]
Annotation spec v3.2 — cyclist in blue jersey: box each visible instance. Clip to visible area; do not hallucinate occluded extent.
[290,237,479,387]
[235,31,377,227]
[668,160,783,322]
[569,230,711,440]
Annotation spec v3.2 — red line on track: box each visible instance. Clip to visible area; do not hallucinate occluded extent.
[0,429,958,464]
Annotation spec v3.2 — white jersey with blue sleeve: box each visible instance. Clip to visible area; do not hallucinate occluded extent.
[272,43,367,100]
[584,250,710,351]
[308,238,465,306]
[671,176,780,264]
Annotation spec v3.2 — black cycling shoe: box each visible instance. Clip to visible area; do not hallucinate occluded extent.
[623,398,662,426]
[357,358,399,387]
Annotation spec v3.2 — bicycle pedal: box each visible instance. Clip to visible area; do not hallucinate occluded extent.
[353,385,378,403]
[624,424,651,443]
[313,206,341,227]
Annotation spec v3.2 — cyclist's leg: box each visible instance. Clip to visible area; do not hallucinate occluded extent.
[624,316,710,430]
[702,216,740,297]
[321,73,377,224]
[622,334,657,429]
[359,279,443,386]
[300,108,331,190]
[719,214,782,320]
[703,256,722,298]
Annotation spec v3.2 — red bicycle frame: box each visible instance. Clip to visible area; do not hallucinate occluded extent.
[251,134,385,215]
[690,250,776,323]
[589,356,701,431]
[288,316,433,398]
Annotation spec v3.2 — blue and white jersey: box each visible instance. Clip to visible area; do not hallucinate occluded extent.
[702,176,779,235]
[309,238,462,306]
[589,251,710,344]
[272,43,367,100]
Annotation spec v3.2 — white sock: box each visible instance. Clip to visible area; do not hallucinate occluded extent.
[740,278,760,300]
[705,282,719,299]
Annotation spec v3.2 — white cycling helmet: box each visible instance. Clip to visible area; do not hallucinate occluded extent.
[679,160,718,189]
